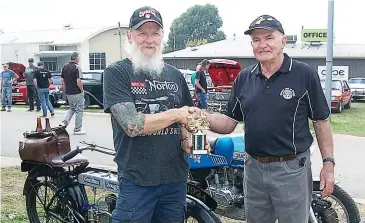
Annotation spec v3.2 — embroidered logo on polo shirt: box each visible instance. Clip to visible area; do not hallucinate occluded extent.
[280,88,295,100]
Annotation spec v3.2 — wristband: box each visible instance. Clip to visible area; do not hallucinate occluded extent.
[323,157,335,166]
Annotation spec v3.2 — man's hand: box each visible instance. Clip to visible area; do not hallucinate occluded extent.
[7,80,12,84]
[320,162,335,197]
[175,106,201,127]
[181,136,211,155]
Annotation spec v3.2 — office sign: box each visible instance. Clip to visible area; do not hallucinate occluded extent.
[318,66,349,81]
[301,29,328,42]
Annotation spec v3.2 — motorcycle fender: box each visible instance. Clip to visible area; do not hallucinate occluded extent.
[186,195,222,223]
[187,182,217,210]
[22,163,58,195]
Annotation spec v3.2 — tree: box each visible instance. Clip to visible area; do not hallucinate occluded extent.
[165,4,226,53]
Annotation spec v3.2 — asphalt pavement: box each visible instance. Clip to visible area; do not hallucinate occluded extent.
[1,107,365,200]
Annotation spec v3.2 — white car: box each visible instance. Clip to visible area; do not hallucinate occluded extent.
[348,77,365,101]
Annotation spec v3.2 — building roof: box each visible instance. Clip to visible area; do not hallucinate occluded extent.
[163,35,365,59]
[0,25,128,45]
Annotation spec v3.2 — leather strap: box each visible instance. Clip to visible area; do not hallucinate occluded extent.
[51,130,61,155]
[251,155,297,163]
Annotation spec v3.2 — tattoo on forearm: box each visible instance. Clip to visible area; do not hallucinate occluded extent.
[110,102,146,137]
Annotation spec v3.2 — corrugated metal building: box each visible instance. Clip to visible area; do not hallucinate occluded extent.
[163,35,365,79]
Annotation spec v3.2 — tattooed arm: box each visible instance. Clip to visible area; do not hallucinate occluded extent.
[110,102,191,137]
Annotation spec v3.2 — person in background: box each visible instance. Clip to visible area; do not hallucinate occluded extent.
[191,62,200,88]
[24,58,40,112]
[33,61,54,117]
[1,63,19,112]
[195,59,209,109]
[60,52,86,135]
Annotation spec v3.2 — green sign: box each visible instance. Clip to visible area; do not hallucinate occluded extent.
[301,29,328,42]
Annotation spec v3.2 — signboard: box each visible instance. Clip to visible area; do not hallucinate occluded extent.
[317,66,349,81]
[301,29,328,42]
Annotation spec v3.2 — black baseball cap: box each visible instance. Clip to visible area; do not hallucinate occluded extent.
[129,6,163,30]
[244,15,285,35]
[28,58,34,62]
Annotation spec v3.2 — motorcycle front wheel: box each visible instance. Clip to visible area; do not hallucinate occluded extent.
[312,182,361,223]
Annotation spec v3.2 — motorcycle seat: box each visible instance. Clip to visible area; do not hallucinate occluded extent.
[50,154,89,167]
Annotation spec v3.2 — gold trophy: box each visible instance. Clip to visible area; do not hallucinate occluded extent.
[187,113,210,155]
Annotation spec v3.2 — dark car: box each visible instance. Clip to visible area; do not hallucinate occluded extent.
[81,70,104,109]
[49,73,65,108]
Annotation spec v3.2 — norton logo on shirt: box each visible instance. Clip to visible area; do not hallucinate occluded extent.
[130,80,179,95]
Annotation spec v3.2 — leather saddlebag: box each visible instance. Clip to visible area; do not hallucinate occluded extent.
[19,117,71,163]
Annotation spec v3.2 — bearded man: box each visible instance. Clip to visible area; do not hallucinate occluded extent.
[103,6,197,223]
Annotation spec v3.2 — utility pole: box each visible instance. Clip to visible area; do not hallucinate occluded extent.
[117,22,123,59]
[325,0,334,118]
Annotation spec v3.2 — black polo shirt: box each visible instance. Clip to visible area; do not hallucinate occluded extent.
[224,53,330,157]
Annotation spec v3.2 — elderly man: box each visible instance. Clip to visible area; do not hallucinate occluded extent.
[189,15,335,222]
[103,6,199,223]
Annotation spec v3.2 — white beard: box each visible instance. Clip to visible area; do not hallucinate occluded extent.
[124,37,164,79]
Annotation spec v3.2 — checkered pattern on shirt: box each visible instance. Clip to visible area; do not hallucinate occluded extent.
[131,87,147,95]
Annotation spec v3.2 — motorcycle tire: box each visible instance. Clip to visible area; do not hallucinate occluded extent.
[313,182,361,223]
[25,179,85,223]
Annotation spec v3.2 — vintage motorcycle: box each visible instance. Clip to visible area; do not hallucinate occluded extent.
[21,141,222,223]
[188,134,361,223]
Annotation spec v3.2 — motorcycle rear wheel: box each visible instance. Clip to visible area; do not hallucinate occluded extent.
[25,179,84,223]
[312,182,360,223]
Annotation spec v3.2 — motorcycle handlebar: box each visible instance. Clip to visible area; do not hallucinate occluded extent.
[61,144,116,162]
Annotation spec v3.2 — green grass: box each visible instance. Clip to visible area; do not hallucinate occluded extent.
[327,101,365,137]
[1,166,365,222]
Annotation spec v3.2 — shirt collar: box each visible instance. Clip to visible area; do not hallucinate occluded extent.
[250,53,293,75]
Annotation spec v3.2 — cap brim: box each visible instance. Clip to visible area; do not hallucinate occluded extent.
[244,26,277,35]
[132,19,163,30]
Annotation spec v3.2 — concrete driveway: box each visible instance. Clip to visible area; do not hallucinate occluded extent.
[1,107,365,200]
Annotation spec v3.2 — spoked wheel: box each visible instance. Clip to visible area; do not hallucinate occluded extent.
[185,206,222,223]
[25,178,79,223]
[311,182,360,223]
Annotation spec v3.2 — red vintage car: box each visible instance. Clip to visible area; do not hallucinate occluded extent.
[190,59,243,112]
[320,79,352,113]
[8,62,62,106]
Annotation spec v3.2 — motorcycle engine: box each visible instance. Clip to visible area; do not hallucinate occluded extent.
[205,168,245,220]
[95,194,117,223]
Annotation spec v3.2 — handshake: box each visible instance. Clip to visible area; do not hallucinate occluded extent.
[174,106,210,133]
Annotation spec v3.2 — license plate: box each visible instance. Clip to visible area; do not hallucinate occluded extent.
[12,93,23,96]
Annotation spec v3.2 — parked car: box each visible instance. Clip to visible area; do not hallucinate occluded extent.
[81,70,104,109]
[48,73,65,108]
[320,79,352,113]
[348,77,365,101]
[178,69,195,97]
[7,62,63,108]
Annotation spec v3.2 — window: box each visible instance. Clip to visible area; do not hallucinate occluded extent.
[89,53,106,70]
[40,57,58,71]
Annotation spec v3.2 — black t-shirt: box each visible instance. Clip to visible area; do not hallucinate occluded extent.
[33,68,52,89]
[103,59,194,186]
[61,62,82,95]
[195,70,207,93]
[224,53,330,157]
